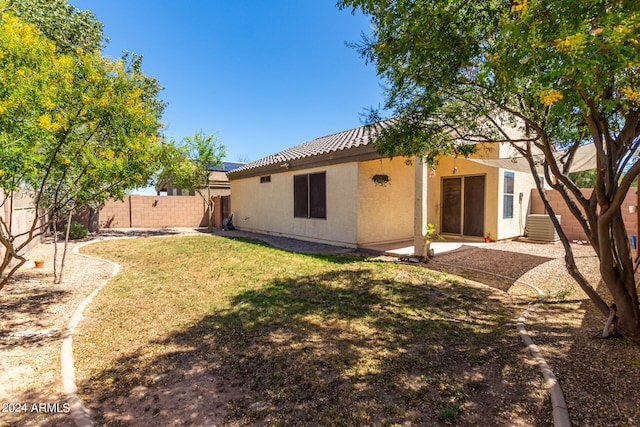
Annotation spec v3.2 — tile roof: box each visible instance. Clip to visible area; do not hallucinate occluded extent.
[228,120,392,176]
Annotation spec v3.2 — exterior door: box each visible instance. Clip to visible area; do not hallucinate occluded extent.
[441,175,485,236]
[463,175,485,237]
[441,178,462,234]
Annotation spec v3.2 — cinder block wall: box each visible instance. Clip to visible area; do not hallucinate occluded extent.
[530,188,637,241]
[1,191,42,264]
[99,198,131,228]
[100,195,209,229]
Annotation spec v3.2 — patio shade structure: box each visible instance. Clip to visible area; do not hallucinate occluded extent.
[466,143,597,173]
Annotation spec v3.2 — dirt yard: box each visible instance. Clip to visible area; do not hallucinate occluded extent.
[0,230,638,426]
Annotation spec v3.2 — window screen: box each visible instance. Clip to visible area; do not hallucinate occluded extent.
[294,172,326,219]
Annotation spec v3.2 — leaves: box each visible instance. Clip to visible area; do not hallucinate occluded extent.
[339,0,640,341]
[0,3,165,286]
[4,0,104,53]
[155,130,226,195]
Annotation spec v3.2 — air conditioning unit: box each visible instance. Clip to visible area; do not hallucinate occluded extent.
[526,214,560,242]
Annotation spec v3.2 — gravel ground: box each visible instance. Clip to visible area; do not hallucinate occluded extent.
[1,229,638,426]
[430,239,640,426]
[0,239,114,426]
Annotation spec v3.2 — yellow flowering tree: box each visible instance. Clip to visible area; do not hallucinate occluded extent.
[340,0,640,343]
[0,7,165,289]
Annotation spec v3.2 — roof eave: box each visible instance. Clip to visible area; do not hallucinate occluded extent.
[228,144,382,180]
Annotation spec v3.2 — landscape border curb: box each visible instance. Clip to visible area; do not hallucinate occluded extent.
[58,232,571,426]
[435,260,572,427]
[60,239,122,427]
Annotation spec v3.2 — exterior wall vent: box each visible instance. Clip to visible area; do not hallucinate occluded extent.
[526,214,560,242]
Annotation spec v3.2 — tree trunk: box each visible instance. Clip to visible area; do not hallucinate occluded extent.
[596,207,640,343]
[532,181,611,316]
[207,185,213,232]
[54,211,73,285]
[53,220,59,283]
[613,292,640,342]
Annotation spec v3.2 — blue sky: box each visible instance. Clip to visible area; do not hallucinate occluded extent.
[70,0,386,163]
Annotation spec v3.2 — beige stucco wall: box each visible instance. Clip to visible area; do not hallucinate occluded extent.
[428,157,499,239]
[428,156,537,240]
[472,142,502,159]
[495,169,537,240]
[356,158,414,245]
[230,163,359,247]
[229,149,541,247]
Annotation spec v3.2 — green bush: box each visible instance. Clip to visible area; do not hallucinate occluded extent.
[65,222,88,240]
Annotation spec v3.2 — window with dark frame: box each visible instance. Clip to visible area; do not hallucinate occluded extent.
[260,176,271,183]
[294,172,326,219]
[503,171,515,219]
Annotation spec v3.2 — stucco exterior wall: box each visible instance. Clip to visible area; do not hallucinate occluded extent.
[495,169,537,240]
[472,142,502,159]
[427,157,500,239]
[230,163,359,247]
[425,157,537,241]
[356,158,414,245]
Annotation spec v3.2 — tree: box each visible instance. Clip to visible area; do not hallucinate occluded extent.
[569,169,598,189]
[156,131,226,232]
[339,0,640,343]
[4,0,104,53]
[0,7,165,290]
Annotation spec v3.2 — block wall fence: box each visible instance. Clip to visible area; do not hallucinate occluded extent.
[0,191,43,266]
[529,188,638,242]
[99,195,210,229]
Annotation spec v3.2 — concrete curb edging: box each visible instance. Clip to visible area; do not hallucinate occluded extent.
[61,239,123,427]
[516,283,571,427]
[434,261,572,427]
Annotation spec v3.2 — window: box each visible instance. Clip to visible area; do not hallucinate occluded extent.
[503,171,514,219]
[260,176,271,183]
[294,172,326,219]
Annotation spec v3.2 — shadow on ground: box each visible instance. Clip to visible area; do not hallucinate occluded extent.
[526,279,640,426]
[79,265,553,426]
[95,228,196,238]
[0,281,69,349]
[431,246,555,291]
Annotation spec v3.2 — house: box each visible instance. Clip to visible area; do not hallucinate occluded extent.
[163,161,246,197]
[226,121,593,253]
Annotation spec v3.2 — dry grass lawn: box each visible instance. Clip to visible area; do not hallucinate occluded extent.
[75,235,551,426]
[2,233,638,426]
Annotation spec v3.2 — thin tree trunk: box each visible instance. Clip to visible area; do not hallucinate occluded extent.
[532,178,611,317]
[55,211,73,285]
[207,185,212,232]
[53,219,59,283]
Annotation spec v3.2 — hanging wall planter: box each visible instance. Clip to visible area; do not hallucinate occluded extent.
[372,174,391,187]
[372,159,391,187]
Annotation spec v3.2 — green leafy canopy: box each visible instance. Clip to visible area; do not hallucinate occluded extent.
[338,0,640,342]
[0,2,166,288]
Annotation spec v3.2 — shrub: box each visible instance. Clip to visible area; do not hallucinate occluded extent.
[65,222,88,240]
